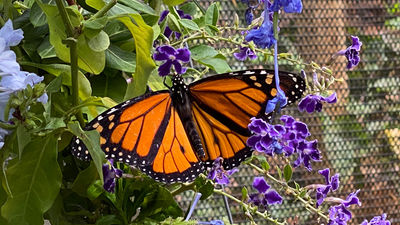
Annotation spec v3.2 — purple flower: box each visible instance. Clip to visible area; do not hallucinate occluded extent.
[207,157,238,185]
[337,36,362,69]
[249,177,283,207]
[102,159,123,193]
[233,47,257,61]
[361,214,391,225]
[270,0,303,13]
[245,8,254,25]
[159,10,192,40]
[245,3,276,49]
[153,45,190,77]
[298,92,337,113]
[327,190,361,225]
[315,168,340,207]
[247,116,321,170]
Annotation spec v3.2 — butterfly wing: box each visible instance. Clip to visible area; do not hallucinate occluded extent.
[71,91,204,183]
[189,69,305,169]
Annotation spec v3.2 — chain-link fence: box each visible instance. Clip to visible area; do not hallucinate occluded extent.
[178,1,400,224]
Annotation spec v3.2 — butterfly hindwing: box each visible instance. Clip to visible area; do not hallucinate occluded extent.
[71,91,204,183]
[189,69,305,169]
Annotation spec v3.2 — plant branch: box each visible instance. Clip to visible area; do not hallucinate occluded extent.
[90,0,118,20]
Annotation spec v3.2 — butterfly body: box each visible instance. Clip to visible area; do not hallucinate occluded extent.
[71,69,305,183]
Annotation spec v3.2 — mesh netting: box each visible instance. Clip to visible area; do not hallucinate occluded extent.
[178,0,400,224]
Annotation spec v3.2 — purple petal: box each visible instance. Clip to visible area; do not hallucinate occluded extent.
[233,48,248,61]
[0,20,24,47]
[158,45,177,55]
[158,60,173,76]
[252,177,270,193]
[321,92,337,104]
[293,121,310,138]
[280,115,295,127]
[159,10,169,23]
[319,168,331,185]
[172,60,184,74]
[227,168,239,176]
[351,35,362,51]
[153,51,169,61]
[176,48,191,62]
[265,189,283,205]
[342,189,361,207]
[216,174,230,185]
[331,174,340,191]
[247,135,261,148]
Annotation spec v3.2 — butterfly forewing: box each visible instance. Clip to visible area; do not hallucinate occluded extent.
[71,91,204,183]
[189,69,306,169]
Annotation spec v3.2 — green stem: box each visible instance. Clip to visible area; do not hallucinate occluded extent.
[248,163,329,221]
[213,189,285,225]
[90,0,118,20]
[54,0,84,127]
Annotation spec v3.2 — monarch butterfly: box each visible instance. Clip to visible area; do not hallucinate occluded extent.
[71,69,305,183]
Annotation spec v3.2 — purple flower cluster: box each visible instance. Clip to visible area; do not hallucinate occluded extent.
[361,214,391,225]
[207,157,238,185]
[153,45,190,77]
[159,10,192,40]
[327,190,361,225]
[233,47,257,61]
[102,159,123,193]
[247,115,321,171]
[314,168,340,207]
[298,92,337,113]
[249,177,283,207]
[337,36,362,69]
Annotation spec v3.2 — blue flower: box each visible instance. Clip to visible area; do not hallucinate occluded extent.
[233,47,257,61]
[315,168,340,207]
[198,220,225,225]
[327,190,361,225]
[298,92,337,113]
[270,0,303,13]
[245,3,276,49]
[249,177,283,207]
[207,157,238,185]
[265,88,287,114]
[0,20,24,48]
[102,159,123,193]
[153,45,190,77]
[361,214,391,225]
[337,36,362,69]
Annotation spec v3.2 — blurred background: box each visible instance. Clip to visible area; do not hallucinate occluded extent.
[179,1,400,224]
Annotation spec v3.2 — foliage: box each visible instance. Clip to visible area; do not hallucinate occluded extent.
[0,0,394,224]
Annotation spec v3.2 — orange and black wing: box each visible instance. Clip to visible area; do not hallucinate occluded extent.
[71,91,204,183]
[189,69,305,169]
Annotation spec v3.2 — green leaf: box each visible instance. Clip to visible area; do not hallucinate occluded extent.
[89,70,128,102]
[37,3,105,74]
[45,75,63,93]
[118,0,156,15]
[179,19,199,31]
[109,3,138,15]
[72,162,99,197]
[87,180,105,200]
[16,125,30,159]
[37,36,56,59]
[197,54,231,74]
[83,16,108,30]
[105,44,136,73]
[96,215,122,225]
[30,2,47,27]
[241,187,248,201]
[20,62,92,100]
[87,30,110,52]
[1,134,61,225]
[205,3,219,26]
[68,122,105,182]
[117,15,155,99]
[276,166,282,180]
[162,0,186,7]
[147,69,166,91]
[86,0,105,10]
[255,155,270,171]
[283,164,292,182]
[180,2,198,16]
[190,45,218,60]
[167,13,181,32]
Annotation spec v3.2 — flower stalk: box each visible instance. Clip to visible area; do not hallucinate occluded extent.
[54,0,84,126]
